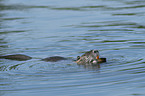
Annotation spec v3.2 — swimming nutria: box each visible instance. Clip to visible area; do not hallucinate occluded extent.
[0,50,106,64]
[76,49,106,65]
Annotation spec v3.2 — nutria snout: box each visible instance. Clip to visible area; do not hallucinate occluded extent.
[97,58,106,63]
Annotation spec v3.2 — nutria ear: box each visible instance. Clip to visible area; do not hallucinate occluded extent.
[77,56,80,60]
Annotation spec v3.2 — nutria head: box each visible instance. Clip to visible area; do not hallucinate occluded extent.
[76,49,106,65]
[76,49,100,65]
[82,49,99,59]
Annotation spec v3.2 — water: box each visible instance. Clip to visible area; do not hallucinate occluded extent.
[0,0,145,96]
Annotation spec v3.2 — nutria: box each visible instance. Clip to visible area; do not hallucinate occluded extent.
[76,49,106,65]
[0,50,106,64]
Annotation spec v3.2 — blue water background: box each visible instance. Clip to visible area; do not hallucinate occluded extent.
[1,0,145,96]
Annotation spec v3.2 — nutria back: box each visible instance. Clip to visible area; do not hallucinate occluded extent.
[0,54,32,61]
[0,54,67,62]
[41,56,67,62]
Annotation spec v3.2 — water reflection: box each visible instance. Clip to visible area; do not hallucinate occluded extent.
[78,64,101,70]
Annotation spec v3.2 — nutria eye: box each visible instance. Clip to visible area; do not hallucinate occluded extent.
[93,50,98,53]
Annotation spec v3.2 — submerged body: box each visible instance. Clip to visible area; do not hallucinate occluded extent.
[0,54,66,62]
[0,54,32,61]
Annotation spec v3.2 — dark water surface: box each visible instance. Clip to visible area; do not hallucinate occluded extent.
[1,0,145,96]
